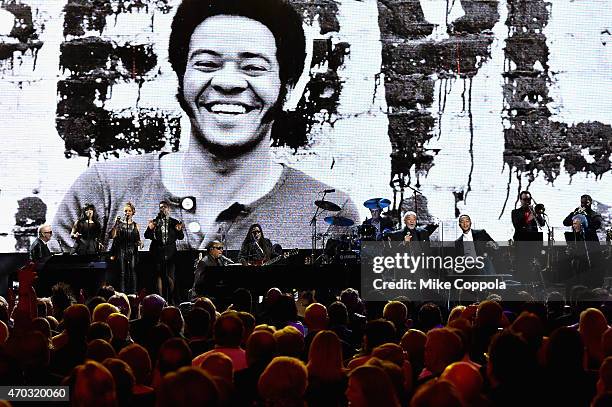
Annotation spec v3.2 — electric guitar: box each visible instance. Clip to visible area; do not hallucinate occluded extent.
[248,248,299,266]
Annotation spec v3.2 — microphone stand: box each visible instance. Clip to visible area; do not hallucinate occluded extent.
[404,183,424,222]
[309,190,329,265]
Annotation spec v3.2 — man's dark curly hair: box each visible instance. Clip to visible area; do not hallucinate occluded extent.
[169,0,306,102]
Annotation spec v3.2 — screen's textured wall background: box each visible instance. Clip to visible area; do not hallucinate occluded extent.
[0,0,610,252]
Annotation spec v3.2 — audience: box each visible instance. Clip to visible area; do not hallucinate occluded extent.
[2,259,612,407]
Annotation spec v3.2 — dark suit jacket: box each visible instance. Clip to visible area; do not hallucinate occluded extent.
[455,229,494,256]
[144,216,184,259]
[29,237,51,261]
[511,207,545,241]
[385,226,430,242]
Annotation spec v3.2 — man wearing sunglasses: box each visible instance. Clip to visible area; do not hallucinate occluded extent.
[190,240,234,299]
[29,225,53,262]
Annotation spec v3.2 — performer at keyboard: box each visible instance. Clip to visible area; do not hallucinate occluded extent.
[511,191,545,241]
[145,200,184,303]
[30,224,53,262]
[190,240,234,299]
[109,202,143,293]
[238,224,274,266]
[562,194,602,242]
[70,203,102,255]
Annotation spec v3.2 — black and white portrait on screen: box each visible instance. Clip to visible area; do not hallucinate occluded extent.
[0,0,610,255]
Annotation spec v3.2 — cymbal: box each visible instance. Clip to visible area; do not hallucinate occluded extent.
[324,216,355,227]
[363,198,391,210]
[315,200,342,212]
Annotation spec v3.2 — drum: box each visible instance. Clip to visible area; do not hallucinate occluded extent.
[325,236,352,257]
[358,224,377,241]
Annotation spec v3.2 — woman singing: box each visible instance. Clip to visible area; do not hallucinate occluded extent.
[110,202,142,293]
[70,203,102,255]
[238,223,273,266]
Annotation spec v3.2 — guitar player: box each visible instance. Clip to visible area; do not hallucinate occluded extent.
[238,224,277,266]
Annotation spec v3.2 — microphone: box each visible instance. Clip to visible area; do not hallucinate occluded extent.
[322,189,335,193]
[220,255,236,265]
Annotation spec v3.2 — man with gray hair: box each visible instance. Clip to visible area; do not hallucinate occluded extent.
[29,225,53,261]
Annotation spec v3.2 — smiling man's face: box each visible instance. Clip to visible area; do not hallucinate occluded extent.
[183,15,282,152]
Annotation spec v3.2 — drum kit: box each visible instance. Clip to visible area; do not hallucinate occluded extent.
[313,197,392,263]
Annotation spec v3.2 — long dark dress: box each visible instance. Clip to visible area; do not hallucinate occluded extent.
[72,220,101,255]
[112,222,140,293]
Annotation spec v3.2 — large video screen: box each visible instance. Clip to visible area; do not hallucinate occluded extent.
[0,0,610,253]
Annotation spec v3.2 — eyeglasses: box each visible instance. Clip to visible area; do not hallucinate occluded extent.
[43,231,53,235]
[212,246,224,250]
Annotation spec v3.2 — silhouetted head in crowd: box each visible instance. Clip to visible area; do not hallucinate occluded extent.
[384,301,409,335]
[198,352,233,384]
[50,282,75,319]
[144,323,173,363]
[424,328,464,375]
[546,326,584,372]
[440,362,483,406]
[371,343,404,367]
[328,301,349,326]
[85,296,106,317]
[193,297,217,326]
[269,294,299,325]
[92,303,120,324]
[304,303,328,331]
[274,325,304,358]
[160,306,185,337]
[32,317,51,340]
[308,330,344,382]
[365,357,405,404]
[346,365,400,407]
[107,313,130,341]
[185,307,211,338]
[340,288,363,314]
[68,360,116,407]
[97,285,116,301]
[230,288,253,313]
[476,300,503,328]
[108,293,131,319]
[118,343,152,386]
[214,311,244,348]
[417,303,443,332]
[87,321,113,343]
[410,378,462,407]
[141,294,166,321]
[579,307,609,367]
[86,339,117,362]
[246,329,276,367]
[237,311,256,346]
[158,337,193,376]
[511,311,544,349]
[63,304,91,341]
[258,356,308,407]
[157,366,219,407]
[487,330,538,388]
[363,319,395,354]
[102,358,135,407]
